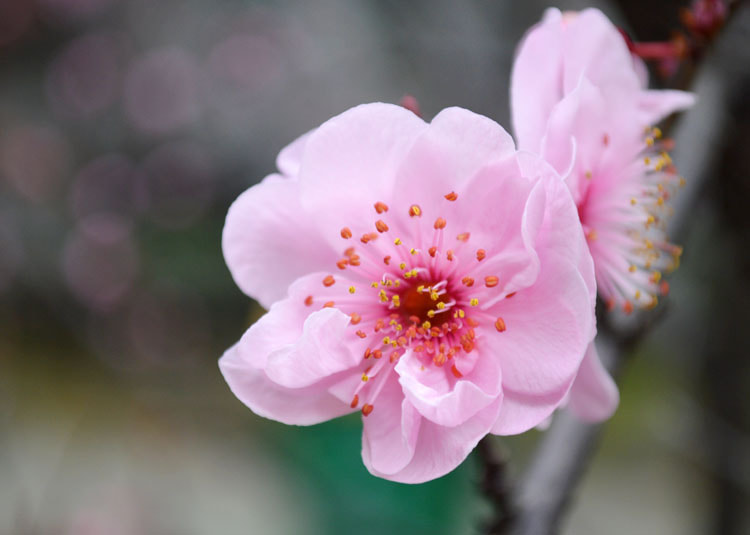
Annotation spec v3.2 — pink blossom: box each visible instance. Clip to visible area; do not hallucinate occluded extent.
[219,103,597,482]
[511,9,695,422]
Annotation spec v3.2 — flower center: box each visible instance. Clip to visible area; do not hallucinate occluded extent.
[305,191,512,416]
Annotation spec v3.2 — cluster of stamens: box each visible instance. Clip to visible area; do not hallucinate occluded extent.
[585,126,684,313]
[303,192,512,416]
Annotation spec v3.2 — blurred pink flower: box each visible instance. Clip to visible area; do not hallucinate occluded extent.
[511,8,696,423]
[220,103,596,482]
[511,8,694,314]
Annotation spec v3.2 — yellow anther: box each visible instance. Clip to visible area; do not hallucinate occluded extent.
[631,198,637,205]
[417,285,425,293]
[371,281,379,288]
[422,321,431,329]
[399,262,407,270]
[361,373,369,382]
[629,265,637,273]
[458,310,465,318]
[394,238,402,245]
[645,240,654,249]
[430,291,439,301]
[348,286,356,294]
[383,337,391,345]
[427,310,436,318]
[657,197,664,206]
[410,247,418,255]
[394,280,401,287]
[392,295,401,307]
[436,302,446,310]
[635,290,642,299]
[470,298,479,306]
[379,290,389,302]
[644,157,651,165]
[646,137,654,147]
[652,127,662,138]
[585,170,592,179]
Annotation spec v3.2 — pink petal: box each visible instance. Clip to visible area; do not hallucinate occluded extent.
[361,378,421,476]
[568,342,619,422]
[219,343,352,426]
[637,90,696,126]
[367,398,503,484]
[482,252,593,432]
[510,8,564,153]
[298,103,428,243]
[390,107,516,222]
[276,130,313,177]
[491,385,571,435]
[395,346,503,427]
[222,175,338,308]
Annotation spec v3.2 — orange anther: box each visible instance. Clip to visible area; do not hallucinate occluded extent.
[476,249,486,261]
[623,301,634,315]
[362,404,374,416]
[336,258,348,270]
[350,394,359,408]
[340,227,352,239]
[505,292,516,299]
[374,201,389,214]
[349,255,361,266]
[408,204,422,217]
[451,364,463,378]
[444,192,458,201]
[304,295,313,306]
[375,220,389,233]
[456,232,470,242]
[446,250,454,261]
[461,277,474,287]
[485,276,499,288]
[466,317,479,327]
[363,348,371,359]
[356,330,366,338]
[372,349,382,359]
[344,246,355,257]
[350,312,361,325]
[494,318,506,332]
[383,255,391,265]
[323,275,335,287]
[428,246,437,257]
[434,217,447,229]
[323,301,335,308]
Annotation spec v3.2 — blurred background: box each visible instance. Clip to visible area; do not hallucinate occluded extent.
[0,0,748,533]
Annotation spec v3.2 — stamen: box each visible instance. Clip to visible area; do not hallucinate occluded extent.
[374,201,389,214]
[349,286,356,294]
[304,295,313,306]
[456,232,470,242]
[340,227,352,239]
[494,318,506,332]
[361,404,374,416]
[323,275,336,287]
[434,217,447,230]
[350,394,359,408]
[444,191,458,201]
[485,276,499,288]
[476,249,486,261]
[375,220,389,233]
[350,313,361,324]
[409,204,422,217]
[323,301,335,308]
[336,259,348,270]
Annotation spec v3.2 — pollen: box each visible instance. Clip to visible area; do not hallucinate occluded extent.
[350,313,361,325]
[456,232,470,242]
[476,249,486,261]
[434,217,447,230]
[375,220,389,233]
[409,204,422,217]
[485,276,499,288]
[494,318,506,332]
[374,201,389,214]
[304,295,313,306]
[340,227,352,239]
[410,247,418,255]
[361,404,374,416]
[392,295,401,307]
[383,255,391,265]
[394,238,402,245]
[356,330,366,338]
[323,275,335,287]
[444,191,458,201]
[428,246,437,257]
[461,277,474,287]
[399,262,407,270]
[336,259,348,269]
[470,298,479,306]
[349,286,356,294]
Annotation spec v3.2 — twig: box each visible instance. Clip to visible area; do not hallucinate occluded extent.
[477,437,515,534]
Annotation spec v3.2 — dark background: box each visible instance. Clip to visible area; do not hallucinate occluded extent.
[1,1,748,533]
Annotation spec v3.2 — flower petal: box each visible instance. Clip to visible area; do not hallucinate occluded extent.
[366,398,502,483]
[298,103,428,243]
[361,378,421,476]
[219,342,352,426]
[568,342,619,422]
[637,89,696,126]
[276,130,313,177]
[222,175,338,308]
[395,346,503,427]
